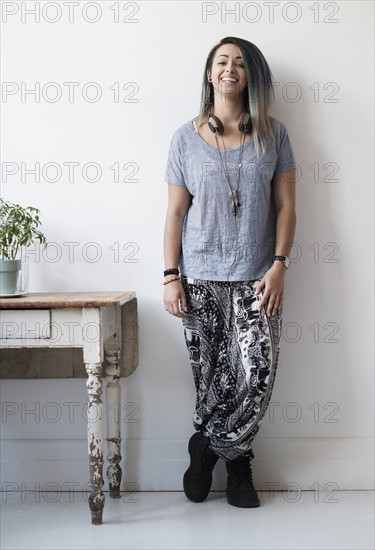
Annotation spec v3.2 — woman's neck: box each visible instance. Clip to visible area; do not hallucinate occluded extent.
[211,100,247,125]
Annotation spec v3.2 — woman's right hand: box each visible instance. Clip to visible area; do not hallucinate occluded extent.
[163,278,188,319]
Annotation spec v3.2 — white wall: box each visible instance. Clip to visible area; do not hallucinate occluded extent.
[1,1,374,496]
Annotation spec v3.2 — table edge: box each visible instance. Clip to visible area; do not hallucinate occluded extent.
[0,292,136,309]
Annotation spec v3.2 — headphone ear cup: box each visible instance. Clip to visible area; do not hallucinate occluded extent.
[208,115,224,135]
[238,112,252,133]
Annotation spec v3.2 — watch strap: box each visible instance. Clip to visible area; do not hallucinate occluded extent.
[273,255,290,268]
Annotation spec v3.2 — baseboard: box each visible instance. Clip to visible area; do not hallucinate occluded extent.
[1,437,373,492]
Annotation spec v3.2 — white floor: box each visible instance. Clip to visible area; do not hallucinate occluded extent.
[1,491,374,550]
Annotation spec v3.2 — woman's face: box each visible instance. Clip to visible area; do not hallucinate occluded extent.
[207,43,248,99]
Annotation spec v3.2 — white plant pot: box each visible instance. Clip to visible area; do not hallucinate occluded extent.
[0,259,22,295]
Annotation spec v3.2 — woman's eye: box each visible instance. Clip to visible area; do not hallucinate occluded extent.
[218,62,244,67]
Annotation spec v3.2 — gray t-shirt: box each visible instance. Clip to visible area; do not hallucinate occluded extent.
[164,116,296,281]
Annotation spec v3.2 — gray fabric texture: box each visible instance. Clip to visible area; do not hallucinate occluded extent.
[164,116,296,281]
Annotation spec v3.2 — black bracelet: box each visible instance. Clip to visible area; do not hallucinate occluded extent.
[164,268,179,277]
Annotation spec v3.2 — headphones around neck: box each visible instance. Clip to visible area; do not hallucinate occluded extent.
[207,112,252,135]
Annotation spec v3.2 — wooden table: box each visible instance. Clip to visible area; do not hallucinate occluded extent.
[0,291,137,525]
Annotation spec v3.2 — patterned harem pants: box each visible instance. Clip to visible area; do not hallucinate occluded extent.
[180,275,283,462]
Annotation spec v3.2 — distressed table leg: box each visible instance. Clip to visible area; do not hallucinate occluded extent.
[105,348,122,498]
[85,362,105,525]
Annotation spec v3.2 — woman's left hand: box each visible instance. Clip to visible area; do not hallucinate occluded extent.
[255,262,286,316]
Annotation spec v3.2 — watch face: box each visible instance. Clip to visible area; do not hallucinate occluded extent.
[284,257,290,268]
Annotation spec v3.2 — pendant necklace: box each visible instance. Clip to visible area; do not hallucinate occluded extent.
[214,132,245,217]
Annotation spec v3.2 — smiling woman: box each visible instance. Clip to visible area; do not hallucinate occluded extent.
[163,36,296,509]
[195,37,275,156]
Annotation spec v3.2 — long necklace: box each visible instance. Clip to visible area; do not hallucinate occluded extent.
[214,132,245,217]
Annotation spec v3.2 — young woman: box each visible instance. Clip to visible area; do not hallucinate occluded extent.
[163,36,296,508]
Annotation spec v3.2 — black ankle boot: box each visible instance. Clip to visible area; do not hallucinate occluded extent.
[183,431,219,502]
[226,454,260,508]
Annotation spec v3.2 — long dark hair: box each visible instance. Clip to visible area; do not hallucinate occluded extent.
[196,36,275,156]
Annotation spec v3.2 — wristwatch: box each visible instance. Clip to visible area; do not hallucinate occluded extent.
[273,255,290,269]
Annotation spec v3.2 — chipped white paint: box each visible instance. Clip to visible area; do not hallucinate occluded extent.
[0,309,51,339]
[105,306,122,497]
[0,308,83,347]
[83,309,105,523]
[86,361,105,524]
[105,349,122,497]
[82,308,102,364]
[0,293,137,525]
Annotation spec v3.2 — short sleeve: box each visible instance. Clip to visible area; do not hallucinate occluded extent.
[164,128,187,187]
[274,122,296,174]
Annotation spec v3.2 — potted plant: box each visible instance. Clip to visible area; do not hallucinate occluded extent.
[0,198,47,295]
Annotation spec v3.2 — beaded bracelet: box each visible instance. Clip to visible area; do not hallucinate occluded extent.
[162,276,181,285]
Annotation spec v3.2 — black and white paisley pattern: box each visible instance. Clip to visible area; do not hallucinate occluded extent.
[180,275,282,462]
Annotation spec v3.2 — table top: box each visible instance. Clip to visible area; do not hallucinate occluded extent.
[0,291,136,309]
